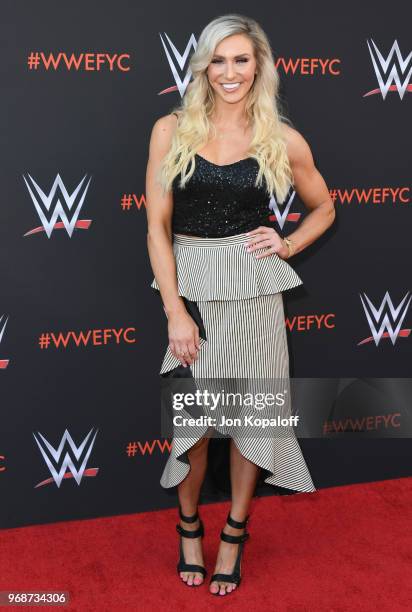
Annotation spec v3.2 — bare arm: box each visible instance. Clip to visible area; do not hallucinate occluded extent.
[242,125,336,259]
[146,113,200,366]
[281,124,336,256]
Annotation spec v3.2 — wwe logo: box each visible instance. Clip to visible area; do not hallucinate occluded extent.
[268,191,301,229]
[0,314,9,370]
[33,428,99,488]
[365,39,412,100]
[358,291,411,346]
[158,32,197,96]
[23,173,93,238]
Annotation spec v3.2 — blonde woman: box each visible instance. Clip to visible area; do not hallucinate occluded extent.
[146,13,335,597]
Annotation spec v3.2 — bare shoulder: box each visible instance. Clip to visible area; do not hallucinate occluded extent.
[153,112,178,133]
[280,122,314,167]
[149,113,178,157]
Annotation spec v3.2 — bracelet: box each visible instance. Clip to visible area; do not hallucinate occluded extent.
[283,237,295,258]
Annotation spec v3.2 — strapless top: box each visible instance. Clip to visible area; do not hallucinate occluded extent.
[171,153,274,238]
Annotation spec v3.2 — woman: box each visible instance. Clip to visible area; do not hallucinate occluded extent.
[146,14,335,597]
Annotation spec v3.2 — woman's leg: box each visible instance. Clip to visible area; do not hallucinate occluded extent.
[209,439,260,595]
[177,436,210,585]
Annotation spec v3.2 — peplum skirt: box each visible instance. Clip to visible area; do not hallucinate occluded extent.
[151,231,317,494]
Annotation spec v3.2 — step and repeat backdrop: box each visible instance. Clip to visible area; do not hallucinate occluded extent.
[1,1,411,529]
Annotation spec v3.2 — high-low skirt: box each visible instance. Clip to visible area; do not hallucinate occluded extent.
[151,231,317,494]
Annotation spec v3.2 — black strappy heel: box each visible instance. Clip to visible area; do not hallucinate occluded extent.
[210,512,250,595]
[176,505,207,586]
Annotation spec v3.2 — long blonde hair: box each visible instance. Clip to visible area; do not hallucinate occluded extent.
[158,13,295,203]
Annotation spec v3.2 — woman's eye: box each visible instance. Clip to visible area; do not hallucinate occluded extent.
[211,58,248,64]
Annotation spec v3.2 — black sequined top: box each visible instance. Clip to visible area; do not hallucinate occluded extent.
[171,153,274,238]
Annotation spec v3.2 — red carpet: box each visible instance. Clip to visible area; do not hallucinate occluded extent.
[1,477,411,611]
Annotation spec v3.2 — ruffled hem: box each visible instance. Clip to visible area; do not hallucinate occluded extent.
[160,432,317,493]
[150,232,303,301]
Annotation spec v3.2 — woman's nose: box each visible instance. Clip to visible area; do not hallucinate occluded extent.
[224,62,236,79]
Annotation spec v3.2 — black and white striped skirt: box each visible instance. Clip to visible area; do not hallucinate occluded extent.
[151,231,317,494]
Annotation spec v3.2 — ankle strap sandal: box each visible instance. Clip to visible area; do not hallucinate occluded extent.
[176,506,207,586]
[178,504,200,523]
[210,513,250,594]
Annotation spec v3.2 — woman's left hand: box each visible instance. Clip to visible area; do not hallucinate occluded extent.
[244,226,290,259]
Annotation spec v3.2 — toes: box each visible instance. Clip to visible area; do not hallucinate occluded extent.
[210,580,237,595]
[209,581,219,594]
[218,581,236,595]
[181,572,203,587]
[193,574,203,585]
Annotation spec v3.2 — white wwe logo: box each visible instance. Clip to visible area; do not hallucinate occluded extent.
[159,32,197,97]
[0,314,8,345]
[269,191,297,230]
[23,173,93,238]
[360,291,411,346]
[0,314,9,369]
[33,428,99,488]
[366,39,412,100]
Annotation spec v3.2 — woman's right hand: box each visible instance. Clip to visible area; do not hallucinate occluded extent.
[167,309,201,367]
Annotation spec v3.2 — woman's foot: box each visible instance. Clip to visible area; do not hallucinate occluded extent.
[178,516,206,586]
[209,522,245,595]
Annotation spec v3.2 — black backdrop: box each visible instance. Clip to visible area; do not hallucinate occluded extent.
[1,1,411,529]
